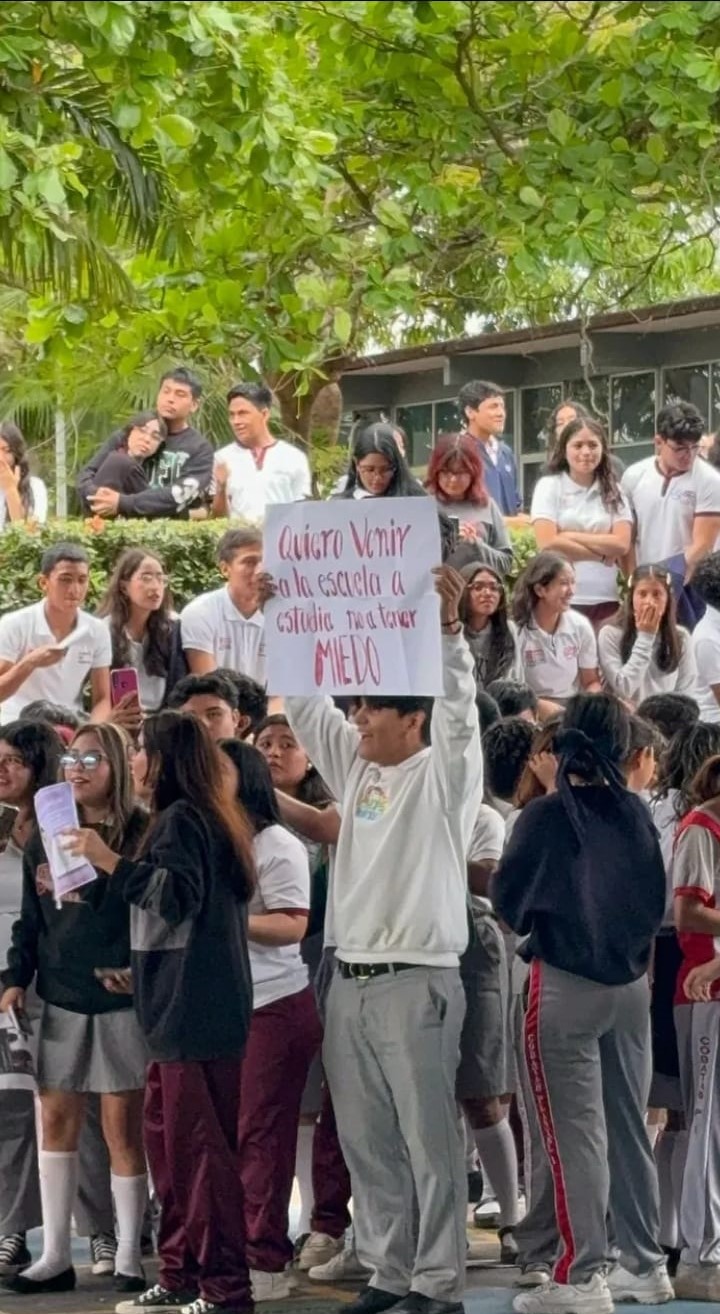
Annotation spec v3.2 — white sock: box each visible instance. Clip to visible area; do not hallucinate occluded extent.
[111,1172,147,1278]
[295,1124,315,1235]
[655,1131,679,1249]
[22,1150,78,1280]
[474,1120,520,1230]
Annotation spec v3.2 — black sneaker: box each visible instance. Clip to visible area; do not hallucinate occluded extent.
[115,1269,147,1294]
[466,1169,484,1204]
[0,1234,31,1278]
[115,1285,199,1313]
[182,1302,252,1314]
[91,1231,118,1276]
[343,1288,407,1314]
[4,1267,76,1295]
[499,1227,519,1265]
[391,1298,464,1314]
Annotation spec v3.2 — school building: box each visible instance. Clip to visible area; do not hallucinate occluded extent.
[338,293,720,503]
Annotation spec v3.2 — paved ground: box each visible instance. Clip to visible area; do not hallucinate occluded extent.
[0,1231,714,1314]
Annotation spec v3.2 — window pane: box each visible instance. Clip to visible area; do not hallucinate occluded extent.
[616,441,656,473]
[521,459,547,506]
[435,400,461,438]
[663,365,709,424]
[395,404,433,468]
[521,384,563,456]
[610,372,656,449]
[562,378,610,425]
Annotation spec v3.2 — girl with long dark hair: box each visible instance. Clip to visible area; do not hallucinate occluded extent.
[532,418,632,626]
[340,423,425,500]
[0,723,148,1296]
[0,722,62,1278]
[598,566,697,707]
[97,548,188,724]
[62,712,256,1314]
[425,434,513,575]
[459,563,521,690]
[512,551,601,712]
[493,693,670,1312]
[0,422,47,529]
[220,740,322,1301]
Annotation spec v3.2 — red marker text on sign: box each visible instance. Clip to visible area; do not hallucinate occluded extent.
[314,635,381,688]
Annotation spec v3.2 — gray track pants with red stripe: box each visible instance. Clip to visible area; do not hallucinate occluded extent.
[523,960,663,1284]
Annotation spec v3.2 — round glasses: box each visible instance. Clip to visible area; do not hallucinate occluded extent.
[469,582,502,595]
[60,751,107,771]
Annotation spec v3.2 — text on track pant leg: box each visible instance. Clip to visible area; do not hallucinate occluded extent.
[143,1057,251,1308]
[323,966,466,1302]
[524,962,657,1285]
[675,1001,720,1266]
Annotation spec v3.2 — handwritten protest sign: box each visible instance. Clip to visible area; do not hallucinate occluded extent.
[264,497,443,696]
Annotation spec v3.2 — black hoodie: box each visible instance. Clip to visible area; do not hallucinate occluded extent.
[77,425,214,519]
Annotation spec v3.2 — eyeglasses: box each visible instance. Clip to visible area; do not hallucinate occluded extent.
[665,440,700,453]
[60,751,108,771]
[135,425,162,439]
[0,754,26,769]
[469,582,502,595]
[138,572,168,585]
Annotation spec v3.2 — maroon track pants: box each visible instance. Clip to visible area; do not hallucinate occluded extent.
[144,1056,252,1310]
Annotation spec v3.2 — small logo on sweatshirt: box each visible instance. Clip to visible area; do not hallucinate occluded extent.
[355,775,390,822]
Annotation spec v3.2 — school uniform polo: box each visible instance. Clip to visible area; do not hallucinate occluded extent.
[516,609,598,701]
[531,473,632,606]
[691,603,720,722]
[0,602,111,723]
[180,586,266,684]
[621,456,720,565]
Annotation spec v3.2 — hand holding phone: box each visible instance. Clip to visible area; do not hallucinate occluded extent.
[110,668,140,707]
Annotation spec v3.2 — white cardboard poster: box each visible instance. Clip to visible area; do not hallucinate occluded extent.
[264,497,443,696]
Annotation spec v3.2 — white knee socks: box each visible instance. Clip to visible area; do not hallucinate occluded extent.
[111,1172,147,1278]
[22,1150,78,1280]
[474,1120,520,1229]
[295,1124,315,1235]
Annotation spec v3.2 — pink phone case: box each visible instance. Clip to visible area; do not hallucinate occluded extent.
[110,667,140,706]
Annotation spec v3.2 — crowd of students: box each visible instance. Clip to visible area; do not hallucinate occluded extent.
[1,381,720,1314]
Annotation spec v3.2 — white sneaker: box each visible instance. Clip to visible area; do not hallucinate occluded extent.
[674,1261,720,1301]
[606,1262,673,1304]
[308,1246,368,1282]
[513,1273,613,1314]
[296,1232,344,1272]
[250,1268,297,1302]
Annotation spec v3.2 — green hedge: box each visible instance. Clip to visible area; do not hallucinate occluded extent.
[0,519,539,616]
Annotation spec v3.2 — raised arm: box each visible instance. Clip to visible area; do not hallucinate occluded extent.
[429,565,483,813]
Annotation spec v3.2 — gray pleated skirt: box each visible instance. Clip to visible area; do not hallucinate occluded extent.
[37,1004,148,1093]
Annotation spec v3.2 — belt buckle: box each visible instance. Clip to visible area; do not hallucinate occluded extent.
[349,963,371,980]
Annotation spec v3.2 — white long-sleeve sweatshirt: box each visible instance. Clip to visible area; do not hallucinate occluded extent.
[285,635,482,967]
[598,623,698,704]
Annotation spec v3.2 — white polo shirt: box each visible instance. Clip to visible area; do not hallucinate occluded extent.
[0,602,111,723]
[691,604,720,723]
[531,473,632,605]
[0,477,48,530]
[216,439,311,523]
[180,586,266,684]
[621,456,720,564]
[516,609,598,700]
[249,824,311,1010]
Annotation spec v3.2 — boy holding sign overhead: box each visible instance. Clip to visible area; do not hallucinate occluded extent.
[284,562,480,1314]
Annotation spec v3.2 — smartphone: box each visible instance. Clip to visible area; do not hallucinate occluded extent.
[0,804,17,852]
[110,667,140,707]
[447,515,460,555]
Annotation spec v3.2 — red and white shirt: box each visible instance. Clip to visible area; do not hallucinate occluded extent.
[672,807,720,1004]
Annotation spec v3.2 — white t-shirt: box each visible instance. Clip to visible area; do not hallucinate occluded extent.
[598,624,698,705]
[467,802,505,913]
[0,602,112,723]
[216,439,311,523]
[249,825,311,1010]
[690,604,720,723]
[0,477,48,530]
[516,609,598,700]
[621,456,720,564]
[99,618,167,713]
[649,790,681,927]
[180,587,266,684]
[531,473,632,604]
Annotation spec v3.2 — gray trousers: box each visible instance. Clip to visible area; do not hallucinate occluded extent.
[324,965,466,1301]
[523,961,663,1284]
[0,1091,41,1234]
[675,1001,720,1265]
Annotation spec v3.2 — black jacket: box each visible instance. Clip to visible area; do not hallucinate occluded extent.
[120,800,253,1062]
[1,808,148,1015]
[492,786,665,986]
[77,426,214,519]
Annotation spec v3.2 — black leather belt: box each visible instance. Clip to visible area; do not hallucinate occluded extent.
[337,961,420,980]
